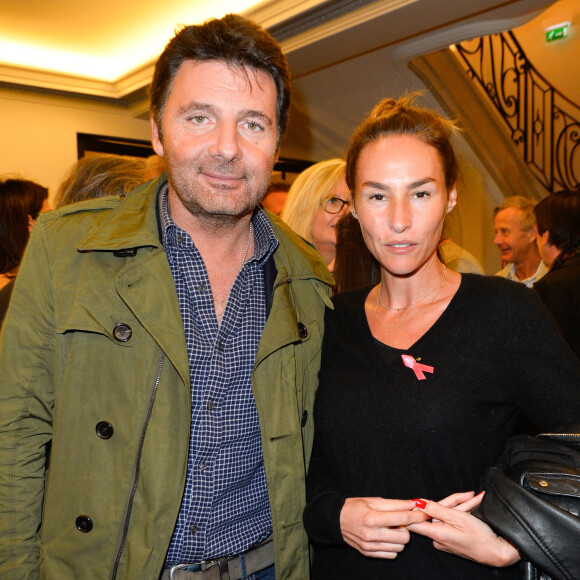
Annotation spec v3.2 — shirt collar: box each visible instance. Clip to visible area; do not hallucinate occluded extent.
[158,184,278,264]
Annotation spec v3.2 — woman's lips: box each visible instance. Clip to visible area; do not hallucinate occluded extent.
[384,241,416,254]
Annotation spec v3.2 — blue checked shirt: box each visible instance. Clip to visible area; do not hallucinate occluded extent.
[159,186,278,565]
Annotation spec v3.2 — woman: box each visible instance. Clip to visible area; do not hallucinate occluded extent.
[0,178,49,290]
[304,95,580,579]
[56,154,150,208]
[280,159,350,269]
[0,177,50,325]
[533,189,580,358]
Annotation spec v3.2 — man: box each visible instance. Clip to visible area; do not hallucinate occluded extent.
[533,190,580,358]
[493,196,548,287]
[0,15,333,580]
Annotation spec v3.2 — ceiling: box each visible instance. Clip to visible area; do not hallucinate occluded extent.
[0,0,260,81]
[0,0,558,98]
[2,0,572,162]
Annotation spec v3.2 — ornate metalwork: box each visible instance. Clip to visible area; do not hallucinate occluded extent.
[455,31,579,193]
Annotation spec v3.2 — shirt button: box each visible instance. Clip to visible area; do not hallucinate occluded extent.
[177,234,183,243]
[217,343,224,352]
[198,284,207,293]
[190,524,198,534]
[207,401,214,411]
[199,462,206,472]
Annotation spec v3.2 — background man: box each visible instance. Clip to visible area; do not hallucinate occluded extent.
[533,190,580,358]
[493,195,548,287]
[0,15,333,579]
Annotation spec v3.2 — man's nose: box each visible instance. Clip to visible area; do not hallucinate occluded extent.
[209,122,241,161]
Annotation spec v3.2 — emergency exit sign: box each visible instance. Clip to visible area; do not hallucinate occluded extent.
[545,22,570,42]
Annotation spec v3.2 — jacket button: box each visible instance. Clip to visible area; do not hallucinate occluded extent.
[96,421,114,439]
[76,515,93,533]
[297,322,308,339]
[113,323,132,342]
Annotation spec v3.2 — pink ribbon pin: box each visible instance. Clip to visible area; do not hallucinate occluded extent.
[401,354,434,381]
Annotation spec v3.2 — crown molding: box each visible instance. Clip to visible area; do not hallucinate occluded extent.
[0,0,557,114]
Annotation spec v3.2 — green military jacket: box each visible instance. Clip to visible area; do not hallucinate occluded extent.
[0,176,334,579]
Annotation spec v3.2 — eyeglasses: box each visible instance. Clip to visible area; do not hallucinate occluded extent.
[323,197,351,214]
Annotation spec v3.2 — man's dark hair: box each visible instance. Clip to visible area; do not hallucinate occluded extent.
[150,14,291,143]
[534,190,580,254]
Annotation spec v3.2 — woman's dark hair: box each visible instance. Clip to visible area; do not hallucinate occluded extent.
[534,190,580,255]
[346,93,459,192]
[333,212,380,294]
[0,178,49,274]
[150,14,291,144]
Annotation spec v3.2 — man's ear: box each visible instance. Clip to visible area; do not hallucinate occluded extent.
[527,224,538,243]
[150,116,164,156]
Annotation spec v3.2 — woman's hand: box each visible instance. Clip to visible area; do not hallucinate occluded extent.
[340,497,429,559]
[408,492,520,567]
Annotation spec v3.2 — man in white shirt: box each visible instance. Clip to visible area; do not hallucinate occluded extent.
[493,196,548,287]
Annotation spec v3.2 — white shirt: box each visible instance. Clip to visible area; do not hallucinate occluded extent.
[495,260,549,288]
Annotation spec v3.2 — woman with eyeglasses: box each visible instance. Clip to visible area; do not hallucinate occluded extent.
[280,159,350,270]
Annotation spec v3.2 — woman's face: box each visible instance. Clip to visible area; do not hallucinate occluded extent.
[310,176,350,265]
[351,134,456,277]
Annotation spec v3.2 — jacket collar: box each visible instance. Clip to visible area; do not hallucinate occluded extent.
[75,174,334,287]
[76,175,166,252]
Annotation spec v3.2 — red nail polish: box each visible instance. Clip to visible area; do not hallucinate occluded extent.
[413,499,427,509]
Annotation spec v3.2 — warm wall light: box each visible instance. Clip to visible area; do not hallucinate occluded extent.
[0,0,261,82]
[0,39,127,81]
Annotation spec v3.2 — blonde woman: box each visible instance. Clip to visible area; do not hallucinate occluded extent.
[280,159,350,269]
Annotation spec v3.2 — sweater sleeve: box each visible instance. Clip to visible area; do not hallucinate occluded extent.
[303,429,348,546]
[303,302,350,547]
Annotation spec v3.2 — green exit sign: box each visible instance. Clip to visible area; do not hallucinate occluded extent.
[545,22,570,42]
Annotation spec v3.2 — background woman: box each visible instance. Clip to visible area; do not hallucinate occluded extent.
[0,178,49,290]
[0,177,49,324]
[55,154,150,208]
[280,159,350,270]
[304,95,580,579]
[533,189,580,358]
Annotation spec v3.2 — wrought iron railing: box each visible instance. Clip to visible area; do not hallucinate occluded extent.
[454,31,579,194]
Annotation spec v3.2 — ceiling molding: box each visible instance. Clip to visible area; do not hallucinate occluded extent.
[0,0,558,116]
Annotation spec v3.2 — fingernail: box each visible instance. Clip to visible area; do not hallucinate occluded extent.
[476,491,485,496]
[413,499,427,509]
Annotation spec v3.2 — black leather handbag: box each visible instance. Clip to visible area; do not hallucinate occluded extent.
[475,427,580,580]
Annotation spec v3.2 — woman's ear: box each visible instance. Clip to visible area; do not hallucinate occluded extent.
[350,197,359,220]
[446,184,458,214]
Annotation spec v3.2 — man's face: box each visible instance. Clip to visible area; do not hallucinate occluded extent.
[151,59,279,223]
[493,207,536,265]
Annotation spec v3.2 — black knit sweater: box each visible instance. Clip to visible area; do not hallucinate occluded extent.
[305,274,580,579]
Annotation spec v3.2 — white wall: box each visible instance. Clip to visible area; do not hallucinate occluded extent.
[0,86,151,204]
